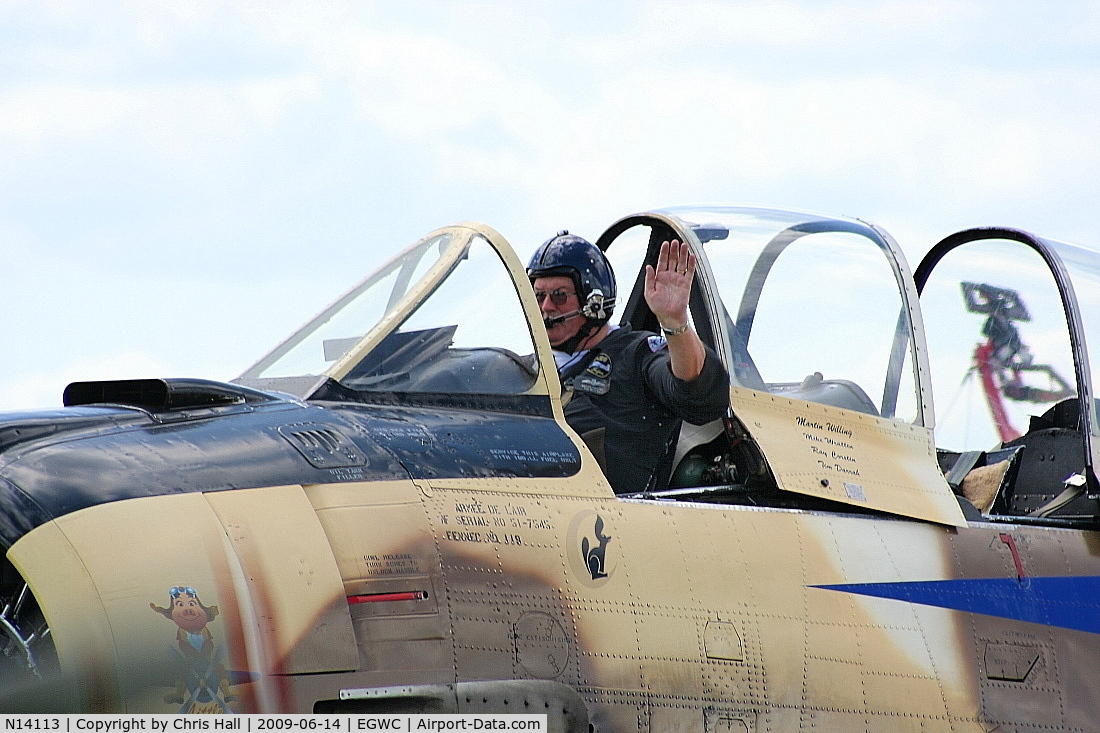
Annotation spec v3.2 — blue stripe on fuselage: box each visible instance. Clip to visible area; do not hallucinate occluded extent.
[813,576,1100,635]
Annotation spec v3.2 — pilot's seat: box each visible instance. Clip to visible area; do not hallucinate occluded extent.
[938,446,1021,516]
[996,398,1089,517]
[942,398,1092,519]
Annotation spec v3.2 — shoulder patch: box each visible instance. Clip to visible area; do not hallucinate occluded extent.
[573,353,613,396]
[647,335,668,352]
[586,352,613,379]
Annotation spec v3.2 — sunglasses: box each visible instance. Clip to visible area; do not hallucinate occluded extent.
[534,289,575,307]
[170,586,197,599]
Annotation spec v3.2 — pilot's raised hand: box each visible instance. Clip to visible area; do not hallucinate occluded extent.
[644,239,696,331]
[643,239,707,381]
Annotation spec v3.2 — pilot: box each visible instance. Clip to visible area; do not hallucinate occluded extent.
[528,231,729,494]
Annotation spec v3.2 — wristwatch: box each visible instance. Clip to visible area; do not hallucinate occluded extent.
[660,322,689,336]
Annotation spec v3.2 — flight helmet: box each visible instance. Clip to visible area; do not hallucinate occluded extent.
[527,230,617,324]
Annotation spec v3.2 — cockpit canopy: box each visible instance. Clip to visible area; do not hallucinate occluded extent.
[917,228,1100,521]
[234,207,963,526]
[599,206,929,426]
[236,227,554,409]
[237,208,930,430]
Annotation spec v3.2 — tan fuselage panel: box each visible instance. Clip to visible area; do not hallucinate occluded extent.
[9,486,356,712]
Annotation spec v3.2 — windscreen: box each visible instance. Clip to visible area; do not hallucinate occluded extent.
[238,232,540,398]
[338,235,540,395]
[239,233,453,387]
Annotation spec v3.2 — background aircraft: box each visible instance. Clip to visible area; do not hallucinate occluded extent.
[1,207,1099,732]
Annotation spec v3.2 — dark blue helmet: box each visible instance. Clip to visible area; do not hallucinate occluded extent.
[527,230,616,323]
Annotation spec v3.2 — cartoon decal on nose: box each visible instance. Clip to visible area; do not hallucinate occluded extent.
[150,585,237,714]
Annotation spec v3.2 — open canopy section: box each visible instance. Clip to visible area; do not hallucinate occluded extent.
[598,207,964,526]
[602,206,929,425]
[916,228,1100,523]
[235,224,558,412]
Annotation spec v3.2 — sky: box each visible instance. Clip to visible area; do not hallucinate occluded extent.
[3,1,1100,410]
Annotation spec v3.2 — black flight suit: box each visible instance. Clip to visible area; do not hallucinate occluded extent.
[560,325,729,494]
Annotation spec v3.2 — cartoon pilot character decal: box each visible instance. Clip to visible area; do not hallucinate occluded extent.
[150,585,236,713]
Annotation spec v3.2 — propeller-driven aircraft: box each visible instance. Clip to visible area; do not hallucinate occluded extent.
[2,207,1100,731]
